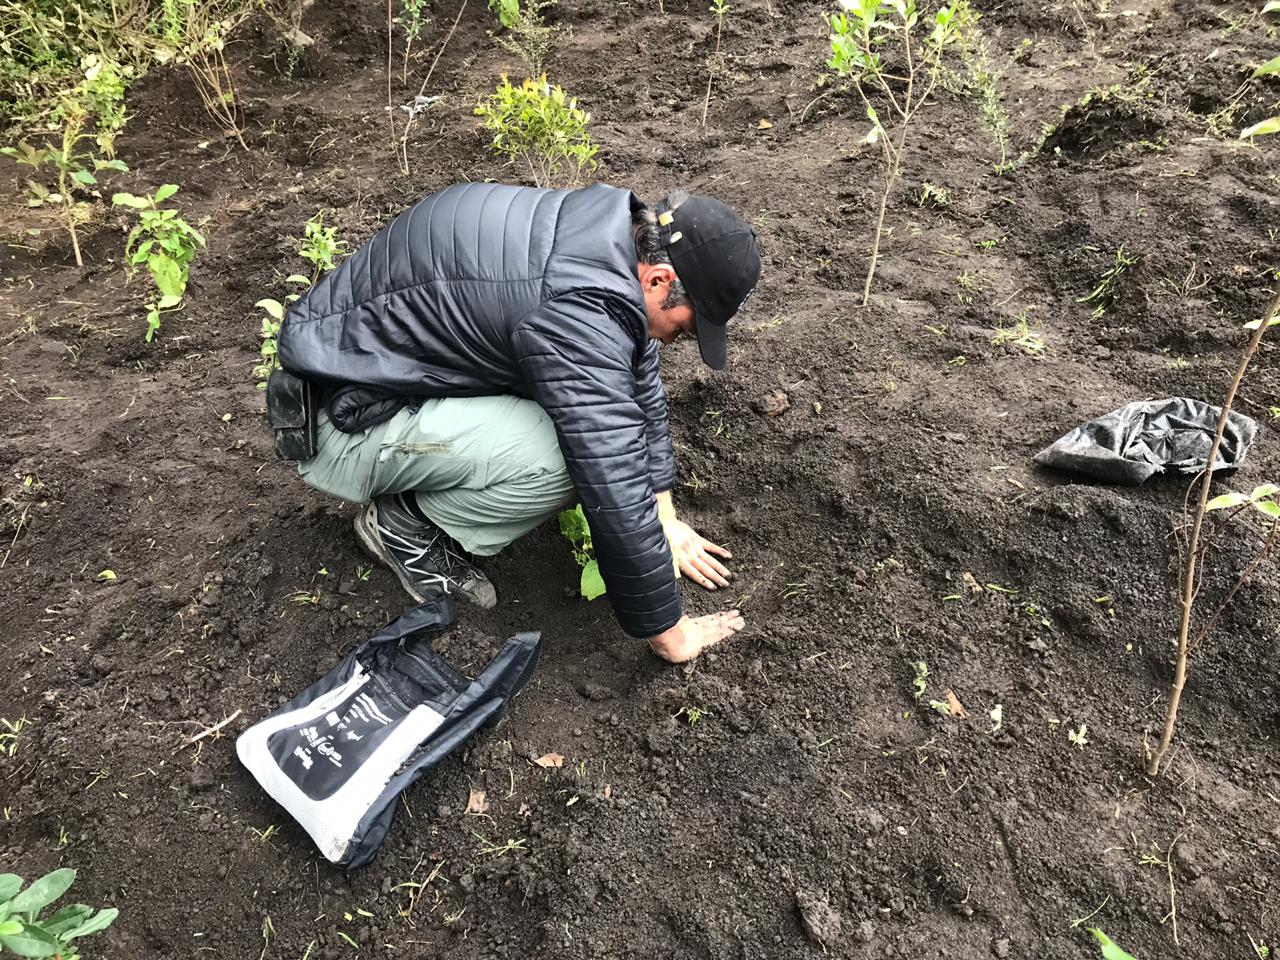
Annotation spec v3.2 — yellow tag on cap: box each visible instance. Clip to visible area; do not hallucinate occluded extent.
[658,211,675,226]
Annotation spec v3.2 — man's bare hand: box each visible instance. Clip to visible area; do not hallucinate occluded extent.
[663,518,733,590]
[647,611,745,663]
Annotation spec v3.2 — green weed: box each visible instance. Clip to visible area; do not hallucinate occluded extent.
[0,868,118,960]
[558,505,605,600]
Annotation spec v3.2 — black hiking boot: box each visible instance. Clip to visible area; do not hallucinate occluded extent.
[354,493,498,609]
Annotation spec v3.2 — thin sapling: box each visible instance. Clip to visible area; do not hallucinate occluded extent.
[702,0,729,127]
[296,211,348,281]
[826,0,971,305]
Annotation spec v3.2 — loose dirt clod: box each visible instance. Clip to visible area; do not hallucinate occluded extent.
[795,888,842,948]
[752,390,790,417]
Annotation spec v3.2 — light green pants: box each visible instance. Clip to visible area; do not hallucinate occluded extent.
[298,396,576,556]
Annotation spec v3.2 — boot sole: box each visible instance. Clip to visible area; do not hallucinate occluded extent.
[353,502,498,610]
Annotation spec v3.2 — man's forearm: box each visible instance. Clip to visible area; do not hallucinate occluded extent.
[655,489,677,525]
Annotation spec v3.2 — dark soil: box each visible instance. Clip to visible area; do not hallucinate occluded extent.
[2,0,1279,957]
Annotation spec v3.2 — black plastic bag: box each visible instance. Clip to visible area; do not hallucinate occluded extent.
[1033,397,1257,485]
[236,598,540,868]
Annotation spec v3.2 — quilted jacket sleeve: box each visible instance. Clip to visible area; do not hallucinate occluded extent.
[511,293,682,639]
[633,339,677,493]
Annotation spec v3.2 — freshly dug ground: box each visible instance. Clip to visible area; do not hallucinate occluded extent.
[2,0,1278,957]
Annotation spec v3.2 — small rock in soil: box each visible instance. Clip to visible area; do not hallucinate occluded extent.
[90,654,113,675]
[576,681,617,701]
[857,920,874,944]
[190,766,215,791]
[752,390,790,417]
[993,939,1011,958]
[795,888,842,948]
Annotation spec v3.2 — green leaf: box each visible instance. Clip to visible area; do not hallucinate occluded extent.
[1254,500,1280,519]
[1243,313,1280,329]
[1250,483,1280,501]
[8,870,75,914]
[285,274,311,285]
[96,158,129,172]
[150,257,186,299]
[1240,116,1280,138]
[1087,929,1138,960]
[0,920,21,937]
[72,169,97,186]
[158,293,183,309]
[112,192,148,208]
[1265,0,1280,11]
[580,558,606,600]
[1253,54,1280,78]
[153,184,179,203]
[0,874,22,903]
[63,907,118,940]
[145,309,162,342]
[0,922,61,957]
[256,298,285,320]
[41,905,92,937]
[1205,492,1249,512]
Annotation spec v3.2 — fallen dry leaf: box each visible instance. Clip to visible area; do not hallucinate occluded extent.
[602,784,612,799]
[534,752,564,769]
[757,118,774,129]
[961,571,983,594]
[465,789,488,815]
[944,689,968,718]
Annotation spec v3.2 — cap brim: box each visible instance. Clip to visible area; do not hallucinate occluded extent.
[694,309,728,370]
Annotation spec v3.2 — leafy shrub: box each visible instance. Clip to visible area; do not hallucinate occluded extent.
[475,75,597,188]
[0,868,118,959]
[490,0,560,77]
[113,184,205,341]
[558,505,605,600]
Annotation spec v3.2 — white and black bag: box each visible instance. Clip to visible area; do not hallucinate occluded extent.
[236,599,540,869]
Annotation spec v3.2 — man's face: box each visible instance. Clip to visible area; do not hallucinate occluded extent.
[637,262,696,345]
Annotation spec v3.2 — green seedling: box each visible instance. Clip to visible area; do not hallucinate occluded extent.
[253,276,310,387]
[490,0,560,76]
[928,699,952,716]
[1204,482,1280,520]
[113,184,205,342]
[0,717,30,758]
[1240,5,1280,139]
[297,212,347,281]
[1088,929,1138,960]
[557,505,605,600]
[917,182,951,207]
[0,868,119,960]
[674,706,705,726]
[911,661,928,700]
[476,75,598,188]
[992,310,1045,356]
[1068,723,1089,749]
[1078,246,1139,316]
[701,0,729,126]
[2,96,129,268]
[826,0,972,305]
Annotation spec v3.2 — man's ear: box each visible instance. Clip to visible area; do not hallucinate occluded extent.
[639,262,677,291]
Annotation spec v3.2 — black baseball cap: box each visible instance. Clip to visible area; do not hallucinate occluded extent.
[653,191,762,370]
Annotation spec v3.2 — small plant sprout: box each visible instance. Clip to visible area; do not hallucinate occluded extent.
[992,310,1046,357]
[1078,246,1139,317]
[928,698,952,716]
[297,212,347,281]
[0,717,31,757]
[112,185,205,342]
[1068,723,1089,749]
[702,0,729,127]
[1088,929,1139,960]
[988,703,1003,733]
[475,76,598,188]
[0,868,119,959]
[826,0,972,305]
[558,505,605,599]
[674,706,705,726]
[917,182,951,207]
[911,660,929,699]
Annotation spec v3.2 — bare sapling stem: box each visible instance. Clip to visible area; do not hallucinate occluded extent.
[702,3,726,127]
[387,0,398,171]
[398,0,467,175]
[1145,288,1280,777]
